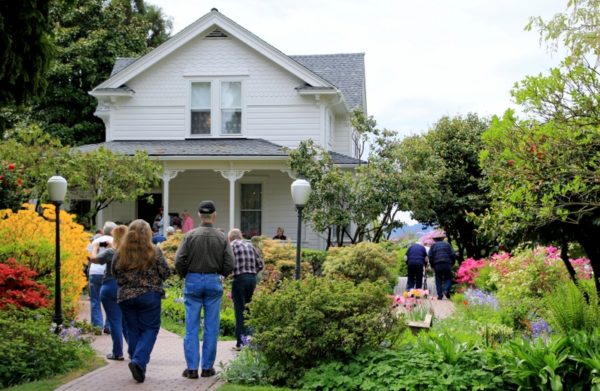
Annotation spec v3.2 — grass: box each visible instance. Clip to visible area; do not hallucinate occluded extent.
[5,351,106,391]
[218,385,294,391]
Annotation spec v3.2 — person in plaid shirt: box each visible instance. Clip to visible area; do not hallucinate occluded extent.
[228,228,264,350]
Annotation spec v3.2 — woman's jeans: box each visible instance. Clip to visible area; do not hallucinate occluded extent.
[232,273,257,347]
[100,279,124,358]
[89,274,104,328]
[183,273,223,371]
[119,291,162,373]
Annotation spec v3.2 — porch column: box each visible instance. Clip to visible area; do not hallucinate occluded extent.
[216,169,248,232]
[161,169,184,228]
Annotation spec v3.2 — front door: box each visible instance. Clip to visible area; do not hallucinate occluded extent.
[137,193,162,227]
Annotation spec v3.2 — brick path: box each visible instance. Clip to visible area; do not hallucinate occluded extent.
[57,298,236,391]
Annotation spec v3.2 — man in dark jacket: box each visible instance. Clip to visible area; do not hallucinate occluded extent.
[427,232,456,300]
[405,241,428,291]
[175,200,234,379]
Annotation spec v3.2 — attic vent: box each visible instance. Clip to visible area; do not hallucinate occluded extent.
[206,29,228,38]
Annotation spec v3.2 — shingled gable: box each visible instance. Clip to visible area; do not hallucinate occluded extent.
[91,8,335,95]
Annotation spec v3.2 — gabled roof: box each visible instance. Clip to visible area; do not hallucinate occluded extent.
[76,138,363,165]
[93,8,335,92]
[291,53,366,110]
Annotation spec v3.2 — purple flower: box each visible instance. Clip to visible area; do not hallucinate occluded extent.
[531,318,551,338]
[464,288,499,309]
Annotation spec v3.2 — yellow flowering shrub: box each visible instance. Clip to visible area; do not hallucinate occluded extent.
[158,231,184,269]
[0,204,90,317]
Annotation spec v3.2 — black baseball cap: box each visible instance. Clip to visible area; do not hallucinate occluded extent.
[198,200,216,214]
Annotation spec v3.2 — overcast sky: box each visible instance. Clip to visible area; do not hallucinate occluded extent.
[149,0,566,137]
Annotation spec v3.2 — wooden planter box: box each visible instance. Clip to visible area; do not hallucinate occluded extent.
[407,313,433,334]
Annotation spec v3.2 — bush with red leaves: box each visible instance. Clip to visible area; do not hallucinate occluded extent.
[0,258,50,309]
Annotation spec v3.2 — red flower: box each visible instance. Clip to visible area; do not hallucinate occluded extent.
[463,300,469,306]
[7,163,15,171]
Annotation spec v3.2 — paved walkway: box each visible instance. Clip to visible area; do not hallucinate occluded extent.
[57,298,236,391]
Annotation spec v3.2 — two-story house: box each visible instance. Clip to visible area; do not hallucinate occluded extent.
[80,8,366,248]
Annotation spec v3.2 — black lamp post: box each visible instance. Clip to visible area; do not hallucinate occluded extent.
[47,174,67,334]
[291,178,311,280]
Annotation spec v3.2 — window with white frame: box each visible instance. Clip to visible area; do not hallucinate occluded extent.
[189,79,242,136]
[191,82,211,134]
[240,183,261,239]
[221,81,242,134]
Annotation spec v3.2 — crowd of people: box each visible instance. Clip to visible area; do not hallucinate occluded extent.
[86,200,263,383]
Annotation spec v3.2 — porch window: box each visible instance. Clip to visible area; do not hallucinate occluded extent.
[191,82,211,134]
[240,183,261,239]
[221,81,241,134]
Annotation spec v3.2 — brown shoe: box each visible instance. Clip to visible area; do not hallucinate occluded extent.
[201,368,216,377]
[182,369,199,379]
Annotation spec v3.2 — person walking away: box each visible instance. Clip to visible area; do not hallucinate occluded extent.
[113,219,171,383]
[228,228,264,350]
[90,225,128,361]
[175,200,234,379]
[405,240,428,291]
[89,221,117,333]
[427,231,457,300]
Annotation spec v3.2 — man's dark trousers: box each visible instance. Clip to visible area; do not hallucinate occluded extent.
[232,273,257,348]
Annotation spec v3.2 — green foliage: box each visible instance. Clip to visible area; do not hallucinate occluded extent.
[248,277,396,386]
[69,147,163,228]
[322,242,395,286]
[0,162,29,212]
[498,330,600,390]
[0,1,53,106]
[301,337,504,391]
[544,280,600,333]
[0,308,92,388]
[219,347,271,386]
[301,248,326,276]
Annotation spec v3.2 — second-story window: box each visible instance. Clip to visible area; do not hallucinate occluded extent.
[221,81,241,134]
[191,82,211,134]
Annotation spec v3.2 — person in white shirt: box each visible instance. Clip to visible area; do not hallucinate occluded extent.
[88,221,116,332]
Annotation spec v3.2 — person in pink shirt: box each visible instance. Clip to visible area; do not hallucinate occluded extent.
[182,210,194,233]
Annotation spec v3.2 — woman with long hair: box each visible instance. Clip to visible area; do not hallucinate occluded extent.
[113,219,170,383]
[90,224,128,361]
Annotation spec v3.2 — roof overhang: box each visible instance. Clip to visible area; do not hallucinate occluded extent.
[89,87,135,98]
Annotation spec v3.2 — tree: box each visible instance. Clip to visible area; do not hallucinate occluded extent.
[7,0,172,146]
[479,0,600,294]
[68,147,163,227]
[0,1,54,105]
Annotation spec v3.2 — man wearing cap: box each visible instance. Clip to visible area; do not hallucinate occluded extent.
[175,201,234,379]
[427,232,457,300]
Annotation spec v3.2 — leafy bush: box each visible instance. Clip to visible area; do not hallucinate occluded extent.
[302,336,504,391]
[544,280,600,334]
[456,258,487,286]
[0,258,50,309]
[248,277,397,386]
[498,331,600,390]
[0,308,93,387]
[323,242,395,286]
[0,204,89,317]
[219,347,271,386]
[301,248,326,276]
[158,231,184,269]
[0,162,30,212]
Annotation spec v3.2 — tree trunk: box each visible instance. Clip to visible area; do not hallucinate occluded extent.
[575,223,600,296]
[559,240,578,285]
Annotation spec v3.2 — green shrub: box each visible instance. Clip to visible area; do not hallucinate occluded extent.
[220,306,235,337]
[0,308,92,388]
[544,280,600,334]
[323,242,395,286]
[302,337,504,391]
[219,346,271,386]
[301,248,326,276]
[248,277,397,386]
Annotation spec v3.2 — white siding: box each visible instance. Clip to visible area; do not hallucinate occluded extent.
[333,117,353,156]
[108,35,322,147]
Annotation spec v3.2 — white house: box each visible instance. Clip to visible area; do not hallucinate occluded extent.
[80,8,366,248]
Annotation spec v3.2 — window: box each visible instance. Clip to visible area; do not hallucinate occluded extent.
[221,81,241,134]
[191,82,211,134]
[240,184,261,239]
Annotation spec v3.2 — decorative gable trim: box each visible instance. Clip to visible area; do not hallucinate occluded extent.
[92,9,335,92]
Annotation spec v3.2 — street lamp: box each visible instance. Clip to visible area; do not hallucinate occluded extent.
[291,178,311,280]
[47,174,67,334]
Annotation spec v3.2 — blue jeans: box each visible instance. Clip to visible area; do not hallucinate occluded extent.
[434,264,453,299]
[89,274,104,328]
[100,279,124,358]
[119,291,161,373]
[183,273,223,371]
[232,274,257,347]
